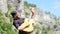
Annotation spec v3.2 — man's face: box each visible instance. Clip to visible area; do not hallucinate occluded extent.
[13,15,18,19]
[13,12,20,19]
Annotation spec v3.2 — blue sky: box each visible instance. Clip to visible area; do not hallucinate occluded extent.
[25,0,60,17]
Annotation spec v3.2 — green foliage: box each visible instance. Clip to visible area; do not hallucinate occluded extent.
[29,4,36,7]
[25,12,30,18]
[0,4,18,34]
[24,1,29,8]
[24,1,36,8]
[0,10,3,16]
[45,11,50,14]
[7,4,13,11]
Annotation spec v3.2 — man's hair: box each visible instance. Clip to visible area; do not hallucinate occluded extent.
[11,11,17,17]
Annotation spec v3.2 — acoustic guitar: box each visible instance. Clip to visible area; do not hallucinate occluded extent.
[20,18,34,32]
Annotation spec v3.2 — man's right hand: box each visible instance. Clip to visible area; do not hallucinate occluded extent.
[17,23,30,30]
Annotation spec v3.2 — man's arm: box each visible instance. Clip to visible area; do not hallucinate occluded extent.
[31,7,35,25]
[30,7,35,18]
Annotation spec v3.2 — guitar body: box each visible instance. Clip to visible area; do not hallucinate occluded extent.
[23,20,34,32]
[20,18,34,32]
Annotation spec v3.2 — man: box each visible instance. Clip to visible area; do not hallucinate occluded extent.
[11,8,35,34]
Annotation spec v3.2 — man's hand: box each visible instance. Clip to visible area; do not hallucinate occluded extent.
[17,23,30,30]
[18,26,23,30]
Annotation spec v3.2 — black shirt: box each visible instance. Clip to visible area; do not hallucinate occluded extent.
[13,18,31,34]
[13,18,24,29]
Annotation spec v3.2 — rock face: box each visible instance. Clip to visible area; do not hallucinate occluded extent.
[8,0,25,17]
[0,0,8,13]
